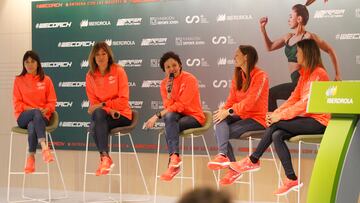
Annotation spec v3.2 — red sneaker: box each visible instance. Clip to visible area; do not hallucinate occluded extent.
[24,156,35,174]
[274,178,303,196]
[95,156,114,176]
[160,166,181,181]
[219,169,243,186]
[229,157,260,173]
[207,154,230,170]
[168,154,182,168]
[42,148,54,163]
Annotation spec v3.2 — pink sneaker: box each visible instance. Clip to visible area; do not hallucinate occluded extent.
[168,154,182,168]
[229,157,260,173]
[274,178,303,196]
[160,167,181,181]
[207,154,230,170]
[219,169,243,186]
[95,156,114,176]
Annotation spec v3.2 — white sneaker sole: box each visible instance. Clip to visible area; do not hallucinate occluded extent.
[275,182,304,196]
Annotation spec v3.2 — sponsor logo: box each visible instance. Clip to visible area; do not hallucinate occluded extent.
[325,86,353,104]
[80,19,111,28]
[175,36,205,46]
[198,80,206,88]
[202,101,210,110]
[151,101,164,110]
[128,81,137,87]
[356,8,360,18]
[212,35,236,45]
[58,41,95,47]
[104,39,135,46]
[36,82,45,90]
[56,101,73,108]
[80,60,89,68]
[117,18,142,26]
[141,38,167,46]
[150,16,179,25]
[150,59,160,67]
[142,80,162,88]
[41,62,72,68]
[118,59,143,67]
[314,9,345,18]
[36,3,63,8]
[336,33,360,40]
[81,100,90,109]
[217,57,234,66]
[356,55,360,65]
[35,22,72,29]
[58,81,86,87]
[185,15,209,24]
[216,14,253,22]
[186,58,209,67]
[213,80,231,88]
[59,121,90,128]
[129,101,143,109]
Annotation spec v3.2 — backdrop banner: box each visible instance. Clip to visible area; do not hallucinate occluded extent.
[32,0,360,154]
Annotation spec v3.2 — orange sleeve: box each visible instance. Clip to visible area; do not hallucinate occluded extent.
[166,76,198,113]
[13,77,25,114]
[275,69,329,120]
[85,73,101,106]
[223,79,236,109]
[104,67,130,112]
[44,77,57,113]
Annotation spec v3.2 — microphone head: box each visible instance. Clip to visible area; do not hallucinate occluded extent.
[169,73,175,79]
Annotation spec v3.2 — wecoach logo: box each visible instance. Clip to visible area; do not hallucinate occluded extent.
[59,121,90,128]
[41,62,72,68]
[150,59,160,67]
[314,9,345,18]
[81,100,90,109]
[216,14,253,22]
[129,101,143,109]
[150,16,179,25]
[213,80,231,88]
[212,36,236,45]
[80,19,111,28]
[35,22,72,29]
[141,38,167,46]
[80,60,89,68]
[58,81,86,87]
[118,59,143,67]
[336,33,360,40]
[185,15,209,24]
[217,57,234,66]
[117,18,142,26]
[325,86,353,104]
[186,58,209,67]
[58,41,95,48]
[56,101,73,108]
[142,80,162,88]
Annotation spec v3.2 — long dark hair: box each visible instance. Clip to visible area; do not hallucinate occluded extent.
[234,45,258,91]
[19,50,45,81]
[88,41,115,75]
[297,39,324,72]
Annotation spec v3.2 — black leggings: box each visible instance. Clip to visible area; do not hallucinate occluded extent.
[268,71,300,112]
[250,117,326,180]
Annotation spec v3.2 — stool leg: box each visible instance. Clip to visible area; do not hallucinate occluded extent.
[7,131,14,202]
[191,134,195,189]
[46,132,52,202]
[83,132,90,202]
[180,137,184,194]
[249,137,253,202]
[21,145,28,199]
[118,133,122,202]
[108,134,113,198]
[128,133,150,196]
[297,141,302,203]
[153,132,162,203]
[201,135,218,186]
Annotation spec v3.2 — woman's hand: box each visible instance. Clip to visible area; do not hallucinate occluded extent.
[87,103,102,115]
[40,108,49,116]
[259,17,268,32]
[213,108,229,124]
[144,115,158,129]
[266,112,281,127]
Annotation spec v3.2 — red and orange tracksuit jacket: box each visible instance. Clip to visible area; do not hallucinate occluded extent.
[224,67,269,127]
[85,64,132,120]
[274,67,330,126]
[160,71,205,125]
[13,74,57,120]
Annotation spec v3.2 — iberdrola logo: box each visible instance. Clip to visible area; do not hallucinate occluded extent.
[325,86,337,97]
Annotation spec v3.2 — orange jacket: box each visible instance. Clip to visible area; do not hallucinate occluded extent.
[274,67,330,126]
[224,67,269,127]
[13,74,57,120]
[161,71,205,125]
[86,64,132,120]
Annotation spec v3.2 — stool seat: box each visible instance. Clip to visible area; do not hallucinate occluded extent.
[11,111,59,134]
[239,130,265,139]
[110,111,138,135]
[179,111,212,138]
[288,134,323,143]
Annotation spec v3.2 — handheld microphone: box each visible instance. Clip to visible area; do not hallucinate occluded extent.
[114,112,120,119]
[167,73,174,99]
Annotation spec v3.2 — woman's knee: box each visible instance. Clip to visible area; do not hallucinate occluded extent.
[163,112,179,123]
[271,130,286,143]
[92,108,107,121]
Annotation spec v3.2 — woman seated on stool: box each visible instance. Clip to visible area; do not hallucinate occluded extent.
[230,39,330,196]
[144,51,205,181]
[13,50,57,174]
[86,41,132,176]
[207,45,269,186]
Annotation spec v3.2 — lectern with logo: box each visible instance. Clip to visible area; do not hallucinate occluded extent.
[306,81,360,203]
